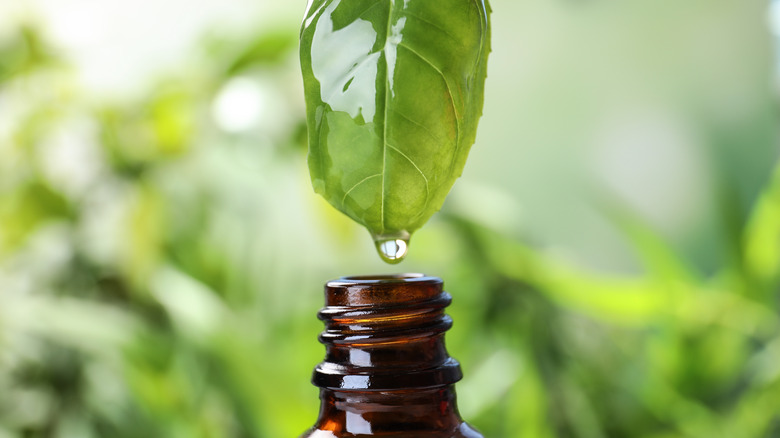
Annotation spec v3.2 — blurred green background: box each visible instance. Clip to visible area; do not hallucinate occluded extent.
[1,0,779,436]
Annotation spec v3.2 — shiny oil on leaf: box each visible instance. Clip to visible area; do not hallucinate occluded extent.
[300,0,491,263]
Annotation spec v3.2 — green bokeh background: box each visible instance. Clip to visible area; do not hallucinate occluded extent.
[1,0,780,436]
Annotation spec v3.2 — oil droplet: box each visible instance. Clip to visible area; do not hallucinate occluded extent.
[373,236,410,264]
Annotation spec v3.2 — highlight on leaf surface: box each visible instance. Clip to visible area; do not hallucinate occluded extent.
[300,0,491,263]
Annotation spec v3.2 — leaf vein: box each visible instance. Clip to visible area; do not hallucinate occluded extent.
[387,142,430,201]
[351,0,384,22]
[390,108,446,145]
[397,41,461,147]
[341,173,382,206]
[402,11,460,44]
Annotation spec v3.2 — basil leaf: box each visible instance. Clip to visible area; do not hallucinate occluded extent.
[300,0,491,262]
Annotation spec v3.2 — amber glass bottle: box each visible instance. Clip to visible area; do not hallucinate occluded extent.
[300,274,484,438]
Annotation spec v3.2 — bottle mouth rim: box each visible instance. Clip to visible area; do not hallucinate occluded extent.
[330,273,431,286]
[324,274,445,308]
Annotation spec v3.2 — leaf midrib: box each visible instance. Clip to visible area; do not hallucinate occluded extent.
[379,0,395,234]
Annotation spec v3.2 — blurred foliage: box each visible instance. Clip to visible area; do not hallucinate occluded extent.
[1,6,779,438]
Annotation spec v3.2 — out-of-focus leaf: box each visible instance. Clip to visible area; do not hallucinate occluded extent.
[149,87,196,156]
[0,182,71,255]
[0,25,56,81]
[599,196,698,285]
[743,169,780,300]
[221,29,298,75]
[471,228,670,325]
[122,184,165,288]
[96,84,198,177]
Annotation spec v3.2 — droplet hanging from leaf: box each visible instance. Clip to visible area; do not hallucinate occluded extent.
[300,0,491,263]
[374,233,410,264]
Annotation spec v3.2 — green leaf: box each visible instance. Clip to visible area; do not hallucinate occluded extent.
[299,0,491,261]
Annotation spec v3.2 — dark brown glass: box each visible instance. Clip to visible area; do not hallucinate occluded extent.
[300,274,484,438]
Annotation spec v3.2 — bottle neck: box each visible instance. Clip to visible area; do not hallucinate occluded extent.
[313,274,463,390]
[309,274,466,434]
[314,387,463,435]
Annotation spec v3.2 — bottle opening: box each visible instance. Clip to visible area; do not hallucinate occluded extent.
[337,273,425,282]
